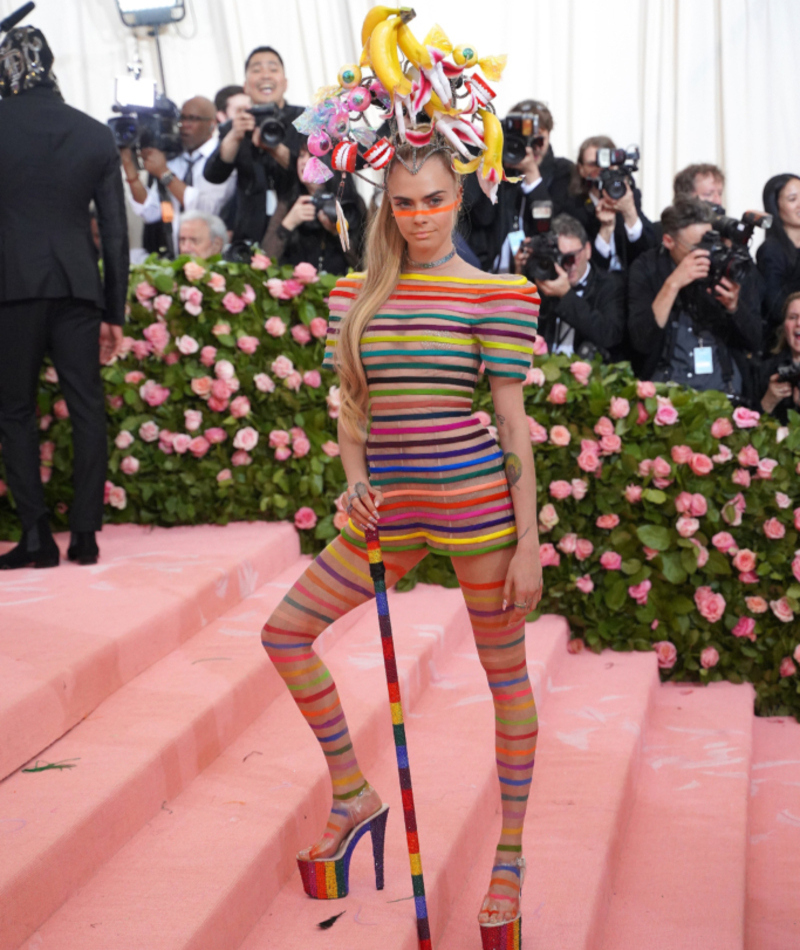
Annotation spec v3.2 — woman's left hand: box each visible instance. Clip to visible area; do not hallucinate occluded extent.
[502,545,543,621]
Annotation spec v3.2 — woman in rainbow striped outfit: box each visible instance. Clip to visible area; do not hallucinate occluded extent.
[261,140,543,949]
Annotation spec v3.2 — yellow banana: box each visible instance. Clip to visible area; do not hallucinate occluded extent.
[369,16,412,98]
[422,91,460,118]
[359,38,371,68]
[397,21,432,70]
[452,156,481,175]
[360,6,411,47]
[478,108,503,180]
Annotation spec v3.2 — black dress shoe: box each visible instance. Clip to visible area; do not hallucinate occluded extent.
[67,532,99,565]
[0,515,60,570]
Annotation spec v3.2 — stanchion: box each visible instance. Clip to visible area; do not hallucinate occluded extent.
[364,524,433,950]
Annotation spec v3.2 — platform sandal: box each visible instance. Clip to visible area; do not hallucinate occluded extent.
[479,855,525,950]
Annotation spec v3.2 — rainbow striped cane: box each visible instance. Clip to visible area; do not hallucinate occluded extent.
[364,524,433,950]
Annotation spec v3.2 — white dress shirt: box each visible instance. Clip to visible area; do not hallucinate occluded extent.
[589,192,642,271]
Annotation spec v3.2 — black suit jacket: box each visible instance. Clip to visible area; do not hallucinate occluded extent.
[562,186,656,273]
[756,235,800,329]
[0,86,128,325]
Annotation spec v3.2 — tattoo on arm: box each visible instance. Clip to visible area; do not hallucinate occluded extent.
[517,525,531,544]
[496,413,506,427]
[504,452,522,489]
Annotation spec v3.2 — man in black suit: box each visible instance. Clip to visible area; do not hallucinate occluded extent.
[0,25,128,569]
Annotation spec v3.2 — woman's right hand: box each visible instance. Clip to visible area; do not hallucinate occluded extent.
[283,195,317,232]
[762,372,793,413]
[346,480,384,530]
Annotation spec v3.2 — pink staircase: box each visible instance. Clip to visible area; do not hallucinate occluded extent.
[0,523,797,950]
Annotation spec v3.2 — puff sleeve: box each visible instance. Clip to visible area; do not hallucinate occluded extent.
[474,278,540,380]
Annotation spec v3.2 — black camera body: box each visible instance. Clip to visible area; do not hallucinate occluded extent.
[108,95,181,158]
[310,191,337,224]
[707,208,772,247]
[523,232,579,284]
[502,111,545,166]
[696,229,751,288]
[596,146,640,200]
[249,103,286,147]
[776,362,800,388]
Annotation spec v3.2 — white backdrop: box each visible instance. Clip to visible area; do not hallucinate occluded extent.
[2,0,799,228]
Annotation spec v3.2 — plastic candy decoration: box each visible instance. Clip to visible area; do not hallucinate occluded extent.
[307,131,333,157]
[469,75,496,107]
[453,44,478,68]
[347,86,372,113]
[331,141,358,173]
[364,137,395,170]
[337,64,362,89]
[302,156,334,184]
[327,109,350,139]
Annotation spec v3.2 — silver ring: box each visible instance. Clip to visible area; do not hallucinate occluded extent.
[514,601,529,609]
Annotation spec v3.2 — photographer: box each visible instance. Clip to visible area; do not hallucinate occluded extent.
[463,100,573,271]
[178,211,227,258]
[261,146,365,274]
[674,163,726,207]
[757,174,800,330]
[204,46,305,244]
[120,95,234,257]
[756,292,800,422]
[0,26,128,569]
[518,214,625,361]
[628,199,760,395]
[214,85,250,124]
[563,135,656,273]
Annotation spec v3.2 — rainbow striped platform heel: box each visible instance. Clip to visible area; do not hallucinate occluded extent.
[297,804,389,899]
[479,855,525,950]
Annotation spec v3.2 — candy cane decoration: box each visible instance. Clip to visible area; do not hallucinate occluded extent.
[364,524,433,950]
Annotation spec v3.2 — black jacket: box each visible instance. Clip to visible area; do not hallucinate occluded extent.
[628,246,761,384]
[537,265,626,361]
[756,236,800,329]
[561,185,657,273]
[462,145,574,270]
[203,104,305,244]
[752,351,800,422]
[0,86,128,324]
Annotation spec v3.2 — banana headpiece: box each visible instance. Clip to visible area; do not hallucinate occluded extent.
[293,6,513,250]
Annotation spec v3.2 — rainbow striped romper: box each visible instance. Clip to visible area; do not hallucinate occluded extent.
[323,273,540,557]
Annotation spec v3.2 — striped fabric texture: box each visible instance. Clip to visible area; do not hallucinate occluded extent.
[323,273,540,557]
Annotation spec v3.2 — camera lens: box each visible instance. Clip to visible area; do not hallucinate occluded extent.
[560,253,577,268]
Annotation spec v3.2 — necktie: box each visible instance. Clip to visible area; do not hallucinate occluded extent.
[183,155,199,186]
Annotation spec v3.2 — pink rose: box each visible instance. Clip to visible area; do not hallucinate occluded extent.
[525,366,546,387]
[285,371,303,392]
[732,468,751,488]
[293,436,311,458]
[776,492,791,509]
[671,445,694,465]
[793,554,800,585]
[636,380,656,399]
[771,597,795,623]
[212,322,231,337]
[539,503,559,531]
[171,434,191,455]
[293,262,319,284]
[131,340,152,361]
[732,549,757,573]
[676,516,700,538]
[639,459,653,478]
[291,324,312,346]
[570,360,592,385]
[694,587,726,623]
[732,617,757,641]
[233,426,259,452]
[294,506,318,530]
[690,538,709,568]
[795,508,800,531]
[532,334,548,356]
[722,493,747,527]
[779,657,797,677]
[550,425,572,446]
[763,517,786,540]
[756,458,779,480]
[636,402,649,425]
[310,316,328,339]
[732,406,760,428]
[52,398,69,419]
[251,371,274,394]
[558,533,578,554]
[207,272,227,294]
[795,644,800,664]
[183,261,206,281]
[528,418,548,443]
[689,453,713,476]
[231,450,252,467]
[216,468,232,482]
[577,450,601,473]
[142,322,170,355]
[139,380,170,407]
[164,352,180,366]
[265,278,288,299]
[210,379,230,402]
[738,571,758,585]
[628,579,652,605]
[271,355,295,379]
[39,464,52,484]
[567,638,586,653]
[653,641,677,669]
[575,538,594,561]
[549,480,573,500]
[179,286,204,316]
[599,434,622,455]
[108,485,127,509]
[711,417,734,439]
[114,430,134,450]
[474,411,492,427]
[596,514,620,529]
[321,440,340,457]
[191,376,213,399]
[745,596,768,614]
[237,335,260,355]
[250,252,271,270]
[625,484,642,504]
[274,445,292,461]
[0,478,10,495]
[174,335,199,356]
[222,292,245,316]
[303,370,322,389]
[575,574,594,593]
[135,280,157,304]
[158,430,174,454]
[241,284,256,305]
[539,543,561,567]
[713,444,734,464]
[711,531,738,555]
[594,416,615,437]
[700,647,719,669]
[188,436,210,459]
[153,293,172,317]
[204,427,227,444]
[654,397,678,426]
[610,396,630,419]
[39,440,55,462]
[196,345,216,367]
[571,479,588,501]
[120,455,139,475]
[39,414,52,431]
[125,370,145,384]
[600,551,622,570]
[738,445,759,467]
[214,359,235,381]
[230,395,251,418]
[653,456,671,478]
[547,383,568,404]
[282,278,305,298]
[333,510,349,530]
[139,421,159,442]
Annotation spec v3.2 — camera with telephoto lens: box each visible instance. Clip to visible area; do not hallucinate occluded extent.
[707,207,772,247]
[248,103,286,147]
[596,146,640,200]
[502,110,545,166]
[775,362,800,388]
[695,229,752,288]
[223,240,257,264]
[310,191,337,224]
[522,203,580,283]
[108,79,181,158]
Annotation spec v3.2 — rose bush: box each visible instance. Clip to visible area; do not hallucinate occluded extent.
[2,253,800,720]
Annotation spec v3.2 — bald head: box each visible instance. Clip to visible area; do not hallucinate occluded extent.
[179,96,217,152]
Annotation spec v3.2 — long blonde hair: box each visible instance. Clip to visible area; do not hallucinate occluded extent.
[335,146,461,440]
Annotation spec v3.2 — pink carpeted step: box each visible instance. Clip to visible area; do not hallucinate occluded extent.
[598,680,754,950]
[0,521,299,781]
[10,580,506,950]
[746,714,800,950]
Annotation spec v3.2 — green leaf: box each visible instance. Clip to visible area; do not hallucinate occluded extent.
[153,272,175,293]
[542,362,562,383]
[621,558,642,576]
[636,524,672,551]
[604,578,628,611]
[642,488,667,504]
[706,550,733,575]
[672,596,695,615]
[660,551,688,585]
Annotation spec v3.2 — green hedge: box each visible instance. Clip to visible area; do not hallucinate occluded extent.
[2,253,799,720]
